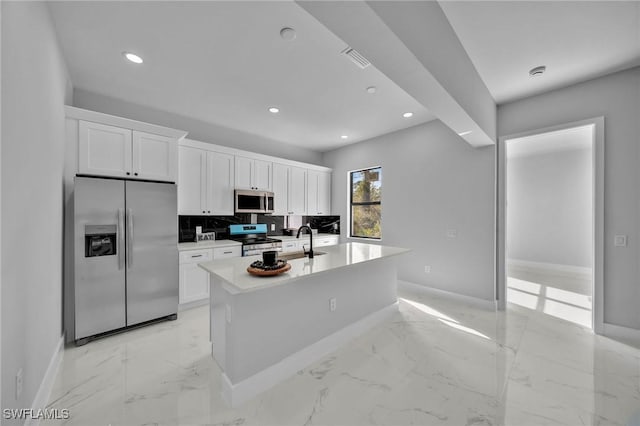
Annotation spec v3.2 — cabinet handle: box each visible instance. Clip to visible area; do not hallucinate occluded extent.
[223,251,232,254]
[191,254,203,258]
[208,210,211,213]
[126,172,130,176]
[134,172,138,176]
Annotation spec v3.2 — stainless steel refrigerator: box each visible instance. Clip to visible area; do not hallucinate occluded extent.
[74,176,178,345]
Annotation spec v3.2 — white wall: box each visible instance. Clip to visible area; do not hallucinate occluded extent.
[507,146,592,268]
[73,88,323,165]
[498,66,640,329]
[1,1,72,420]
[323,120,495,301]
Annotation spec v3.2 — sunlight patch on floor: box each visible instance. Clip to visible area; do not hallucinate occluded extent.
[507,273,592,329]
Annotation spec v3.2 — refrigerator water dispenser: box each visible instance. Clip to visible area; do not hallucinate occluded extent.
[84,224,117,257]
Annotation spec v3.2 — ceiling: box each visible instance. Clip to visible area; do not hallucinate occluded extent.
[48,1,435,152]
[439,1,640,104]
[507,124,593,158]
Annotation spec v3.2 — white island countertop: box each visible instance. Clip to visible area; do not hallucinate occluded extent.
[198,242,409,294]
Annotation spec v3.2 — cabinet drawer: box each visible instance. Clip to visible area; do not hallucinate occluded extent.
[179,249,213,264]
[281,241,299,252]
[315,236,339,247]
[213,246,242,259]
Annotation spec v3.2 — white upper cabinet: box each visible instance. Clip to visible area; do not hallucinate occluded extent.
[77,118,180,183]
[206,151,235,215]
[178,146,207,215]
[318,171,331,215]
[307,170,331,216]
[272,163,306,215]
[272,163,289,215]
[178,146,234,215]
[235,156,272,190]
[132,131,177,182]
[288,166,307,215]
[78,121,132,178]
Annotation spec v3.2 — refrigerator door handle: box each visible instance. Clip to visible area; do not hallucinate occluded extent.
[127,208,134,268]
[117,208,125,270]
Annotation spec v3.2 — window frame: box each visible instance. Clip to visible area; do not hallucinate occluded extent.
[348,166,382,240]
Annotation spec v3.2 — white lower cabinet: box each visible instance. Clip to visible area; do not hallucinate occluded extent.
[179,249,213,305]
[179,245,241,305]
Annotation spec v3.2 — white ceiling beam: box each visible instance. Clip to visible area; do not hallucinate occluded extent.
[297,1,496,147]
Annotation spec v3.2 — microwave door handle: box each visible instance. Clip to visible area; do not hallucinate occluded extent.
[117,208,125,270]
[127,208,134,268]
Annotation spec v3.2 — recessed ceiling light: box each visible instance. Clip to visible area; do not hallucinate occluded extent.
[280,27,297,41]
[458,131,472,136]
[366,86,377,94]
[268,107,280,114]
[529,65,546,77]
[403,112,413,118]
[341,135,349,139]
[123,52,143,64]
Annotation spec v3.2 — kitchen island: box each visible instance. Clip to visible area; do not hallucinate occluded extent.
[199,242,409,406]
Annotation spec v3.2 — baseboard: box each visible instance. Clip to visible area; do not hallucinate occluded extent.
[178,298,209,312]
[507,258,592,279]
[221,302,399,407]
[24,334,65,426]
[603,322,640,347]
[398,280,497,311]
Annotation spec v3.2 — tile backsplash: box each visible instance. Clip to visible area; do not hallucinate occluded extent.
[178,214,340,242]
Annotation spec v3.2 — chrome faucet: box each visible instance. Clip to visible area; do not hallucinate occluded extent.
[296,225,314,258]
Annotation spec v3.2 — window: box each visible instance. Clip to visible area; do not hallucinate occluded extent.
[350,166,382,239]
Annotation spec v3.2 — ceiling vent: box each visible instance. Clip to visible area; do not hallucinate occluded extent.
[341,47,371,69]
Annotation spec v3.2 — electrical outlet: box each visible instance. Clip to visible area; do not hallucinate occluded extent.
[424,265,431,273]
[271,223,276,231]
[16,368,23,399]
[446,228,458,239]
[329,298,337,312]
[225,305,232,323]
[614,235,627,247]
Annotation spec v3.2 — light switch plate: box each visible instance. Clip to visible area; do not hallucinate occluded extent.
[614,235,627,247]
[446,228,458,239]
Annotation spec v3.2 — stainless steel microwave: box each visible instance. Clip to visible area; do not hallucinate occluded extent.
[235,189,274,214]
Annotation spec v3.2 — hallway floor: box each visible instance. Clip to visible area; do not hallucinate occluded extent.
[45,284,639,425]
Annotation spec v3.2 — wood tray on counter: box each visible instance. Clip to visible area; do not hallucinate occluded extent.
[246,263,291,277]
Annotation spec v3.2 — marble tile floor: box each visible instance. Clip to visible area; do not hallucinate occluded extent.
[45,285,640,426]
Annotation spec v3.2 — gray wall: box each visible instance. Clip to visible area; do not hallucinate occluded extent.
[73,88,324,165]
[323,120,495,301]
[507,147,592,268]
[498,66,640,329]
[1,1,72,419]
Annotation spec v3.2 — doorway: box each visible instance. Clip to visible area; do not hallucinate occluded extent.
[497,117,604,333]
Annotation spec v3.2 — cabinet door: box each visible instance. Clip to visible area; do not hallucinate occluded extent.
[317,171,331,216]
[307,170,319,216]
[253,159,272,190]
[132,131,177,182]
[288,166,307,215]
[178,146,207,215]
[179,263,210,304]
[78,121,132,178]
[234,156,254,189]
[272,163,289,215]
[207,152,235,215]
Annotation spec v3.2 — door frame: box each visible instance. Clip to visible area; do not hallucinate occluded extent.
[496,116,604,334]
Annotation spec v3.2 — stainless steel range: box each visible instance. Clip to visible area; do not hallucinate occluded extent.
[229,224,282,256]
